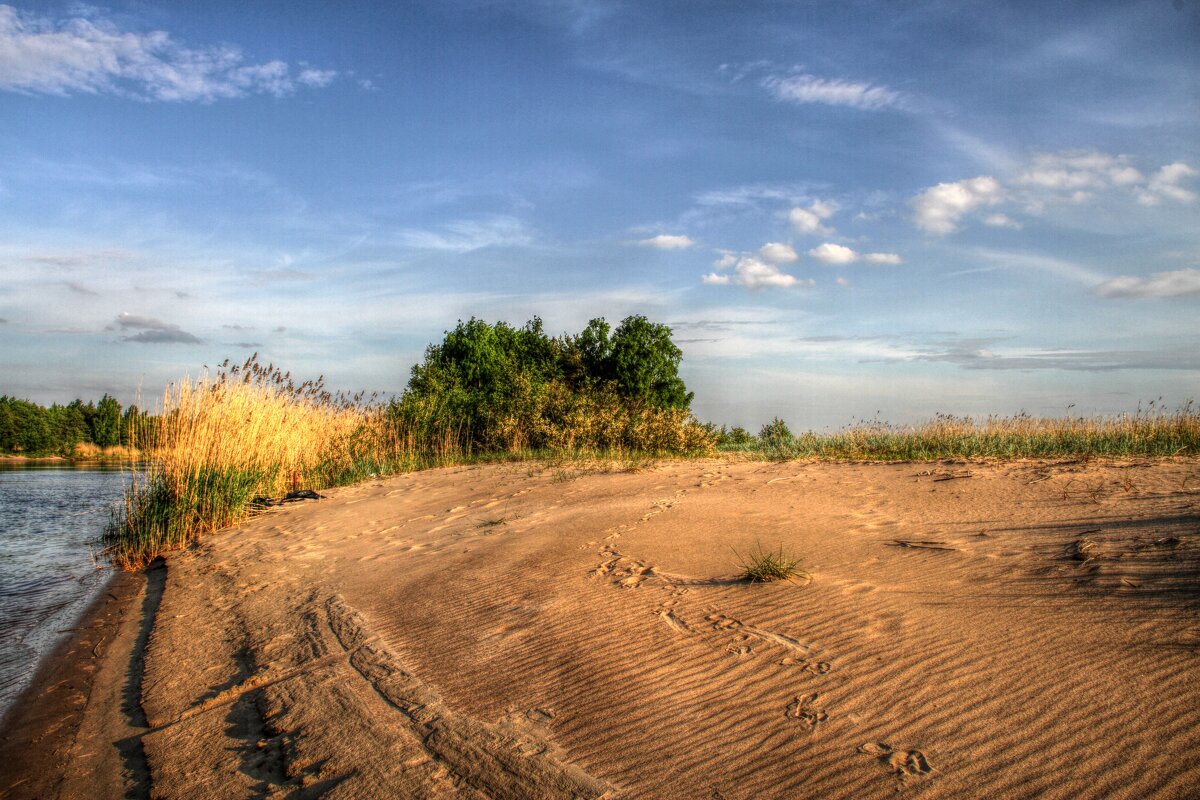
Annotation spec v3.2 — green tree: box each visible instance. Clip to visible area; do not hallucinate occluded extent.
[0,399,16,451]
[608,315,693,410]
[91,394,122,447]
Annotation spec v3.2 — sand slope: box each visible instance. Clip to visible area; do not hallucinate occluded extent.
[120,459,1200,798]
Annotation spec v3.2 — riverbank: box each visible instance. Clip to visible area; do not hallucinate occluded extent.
[0,566,153,800]
[3,458,1198,798]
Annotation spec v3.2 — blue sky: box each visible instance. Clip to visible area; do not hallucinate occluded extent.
[1,1,1198,429]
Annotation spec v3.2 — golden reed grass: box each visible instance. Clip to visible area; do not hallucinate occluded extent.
[104,360,417,570]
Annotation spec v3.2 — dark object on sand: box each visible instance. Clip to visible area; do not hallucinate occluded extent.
[251,489,325,508]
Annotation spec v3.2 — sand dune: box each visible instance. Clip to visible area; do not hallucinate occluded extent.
[13,458,1200,799]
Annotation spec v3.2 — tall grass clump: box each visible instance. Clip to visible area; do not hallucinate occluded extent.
[104,357,414,570]
[718,401,1200,461]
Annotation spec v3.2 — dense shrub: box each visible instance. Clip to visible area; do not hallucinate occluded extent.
[391,315,711,455]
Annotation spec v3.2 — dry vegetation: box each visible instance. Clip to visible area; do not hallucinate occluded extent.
[104,349,1199,571]
[727,403,1200,461]
[104,356,711,569]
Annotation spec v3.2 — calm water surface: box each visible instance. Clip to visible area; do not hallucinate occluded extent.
[0,462,132,718]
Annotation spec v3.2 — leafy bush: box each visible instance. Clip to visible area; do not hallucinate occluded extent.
[717,425,755,446]
[392,315,711,455]
[758,417,794,448]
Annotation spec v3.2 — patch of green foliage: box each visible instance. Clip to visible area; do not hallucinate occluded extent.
[0,394,148,456]
[391,315,711,455]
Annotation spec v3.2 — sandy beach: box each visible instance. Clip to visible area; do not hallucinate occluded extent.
[3,458,1198,799]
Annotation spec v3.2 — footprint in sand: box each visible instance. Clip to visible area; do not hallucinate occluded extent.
[778,657,832,675]
[652,597,693,633]
[592,546,653,588]
[724,636,753,656]
[785,693,828,729]
[857,742,934,780]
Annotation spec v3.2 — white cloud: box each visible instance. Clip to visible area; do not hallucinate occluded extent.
[712,252,737,269]
[788,199,837,234]
[703,255,810,289]
[297,68,337,88]
[758,242,798,263]
[1017,151,1143,191]
[735,257,807,289]
[808,243,901,265]
[808,242,857,265]
[764,73,901,110]
[916,153,1197,234]
[835,277,850,286]
[1136,163,1198,206]
[0,5,337,101]
[983,213,1023,229]
[1093,268,1200,298]
[911,176,1004,235]
[638,233,694,250]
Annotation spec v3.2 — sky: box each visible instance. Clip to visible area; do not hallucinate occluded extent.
[1,0,1198,430]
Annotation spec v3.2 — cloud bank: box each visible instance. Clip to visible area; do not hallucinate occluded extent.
[0,5,337,101]
[912,152,1198,235]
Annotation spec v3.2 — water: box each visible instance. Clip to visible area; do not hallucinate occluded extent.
[0,462,133,718]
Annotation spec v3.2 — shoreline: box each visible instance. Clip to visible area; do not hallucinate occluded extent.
[0,566,154,800]
[1,458,1197,798]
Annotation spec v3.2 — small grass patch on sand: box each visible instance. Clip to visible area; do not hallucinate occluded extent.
[734,543,809,583]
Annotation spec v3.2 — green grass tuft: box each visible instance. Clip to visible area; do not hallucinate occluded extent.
[734,543,809,583]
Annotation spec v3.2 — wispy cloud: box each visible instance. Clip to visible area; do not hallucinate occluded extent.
[638,233,694,250]
[1094,268,1200,299]
[763,72,902,111]
[396,216,534,253]
[63,280,98,296]
[0,5,338,101]
[693,183,811,209]
[911,344,1200,372]
[111,311,202,344]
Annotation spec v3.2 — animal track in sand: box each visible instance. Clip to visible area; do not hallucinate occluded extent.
[857,742,935,780]
[654,605,692,634]
[706,614,814,656]
[592,546,654,588]
[785,693,828,729]
[778,656,832,675]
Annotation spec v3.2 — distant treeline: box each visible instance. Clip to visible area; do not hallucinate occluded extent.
[0,394,149,456]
